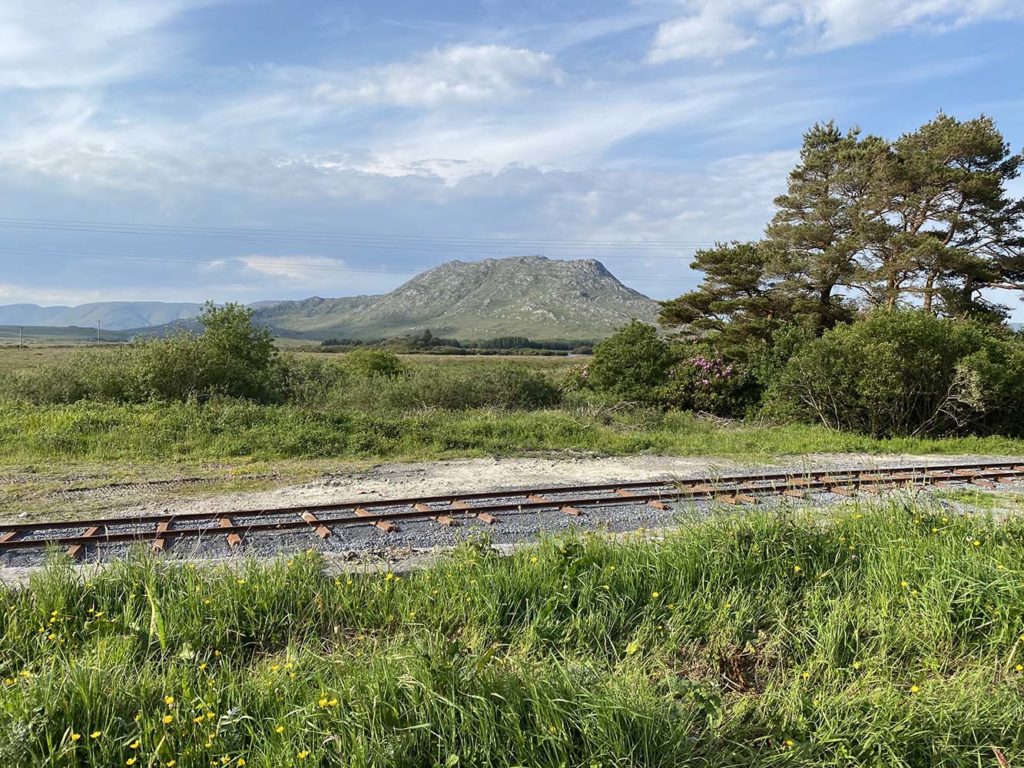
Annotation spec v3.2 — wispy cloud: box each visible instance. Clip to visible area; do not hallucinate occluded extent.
[0,0,219,89]
[310,44,563,107]
[648,0,1024,63]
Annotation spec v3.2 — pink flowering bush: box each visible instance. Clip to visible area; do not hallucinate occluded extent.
[660,354,757,417]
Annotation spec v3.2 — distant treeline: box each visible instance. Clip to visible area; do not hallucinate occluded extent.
[319,330,593,355]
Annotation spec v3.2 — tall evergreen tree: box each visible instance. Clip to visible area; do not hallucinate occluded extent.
[867,114,1024,318]
[765,122,874,332]
[658,241,792,356]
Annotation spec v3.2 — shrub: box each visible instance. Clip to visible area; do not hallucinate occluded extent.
[329,363,560,412]
[765,310,1024,437]
[0,303,286,404]
[587,322,674,404]
[659,356,758,417]
[342,348,407,378]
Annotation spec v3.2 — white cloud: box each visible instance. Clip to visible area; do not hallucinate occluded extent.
[310,44,562,108]
[0,0,218,89]
[649,9,757,62]
[238,255,350,281]
[649,0,1024,62]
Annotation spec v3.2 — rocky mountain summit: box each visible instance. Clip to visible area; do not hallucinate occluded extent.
[256,256,660,339]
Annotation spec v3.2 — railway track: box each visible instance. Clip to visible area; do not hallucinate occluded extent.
[1,460,1022,561]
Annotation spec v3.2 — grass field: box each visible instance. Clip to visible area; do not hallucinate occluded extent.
[0,345,580,375]
[2,504,1022,766]
[3,400,1024,466]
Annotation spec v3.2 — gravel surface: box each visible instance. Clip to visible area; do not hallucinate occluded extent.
[2,454,1022,581]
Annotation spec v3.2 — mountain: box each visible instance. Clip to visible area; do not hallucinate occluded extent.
[255,256,660,340]
[0,257,661,341]
[0,302,203,330]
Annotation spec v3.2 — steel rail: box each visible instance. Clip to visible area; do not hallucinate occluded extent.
[0,461,1021,553]
[0,459,1020,537]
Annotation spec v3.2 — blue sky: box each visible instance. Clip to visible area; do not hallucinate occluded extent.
[2,0,1023,316]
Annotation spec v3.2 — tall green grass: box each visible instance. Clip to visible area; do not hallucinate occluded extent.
[2,503,1023,766]
[3,400,1024,465]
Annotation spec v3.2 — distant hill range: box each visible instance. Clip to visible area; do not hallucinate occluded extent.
[0,301,202,330]
[0,256,660,341]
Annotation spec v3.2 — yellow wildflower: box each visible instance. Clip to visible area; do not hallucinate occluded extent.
[90,731,102,739]
[275,725,285,734]
[162,715,174,725]
[297,751,310,760]
[651,591,660,598]
[164,695,175,706]
[126,759,137,766]
[70,733,81,742]
[910,685,920,694]
[130,740,140,749]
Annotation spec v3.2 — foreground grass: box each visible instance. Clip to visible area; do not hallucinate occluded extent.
[3,400,1024,466]
[2,504,1023,766]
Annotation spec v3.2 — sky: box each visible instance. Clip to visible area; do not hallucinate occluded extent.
[2,0,1024,316]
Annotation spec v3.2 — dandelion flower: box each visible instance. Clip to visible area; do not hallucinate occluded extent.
[162,715,174,725]
[901,581,909,588]
[784,739,795,748]
[275,725,285,734]
[90,731,102,739]
[530,557,538,564]
[164,696,175,706]
[1016,664,1023,672]
[318,697,329,708]
[70,733,81,742]
[237,760,246,766]
[130,740,140,749]
[166,762,176,767]
[852,661,862,670]
[793,565,801,573]
[910,685,920,694]
[973,540,982,547]
[297,751,310,760]
[126,759,137,766]
[651,591,660,598]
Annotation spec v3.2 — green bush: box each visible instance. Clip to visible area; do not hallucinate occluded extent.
[766,310,1024,436]
[1,304,286,404]
[341,348,406,378]
[330,363,561,412]
[587,321,674,404]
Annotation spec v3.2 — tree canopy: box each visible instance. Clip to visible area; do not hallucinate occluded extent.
[661,114,1024,340]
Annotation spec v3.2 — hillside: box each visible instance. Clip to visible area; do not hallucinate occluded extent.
[256,256,659,340]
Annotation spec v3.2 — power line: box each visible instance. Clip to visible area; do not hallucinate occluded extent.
[0,216,719,255]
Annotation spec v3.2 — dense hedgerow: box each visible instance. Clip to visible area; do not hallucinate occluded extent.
[766,311,1024,437]
[1,504,1023,766]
